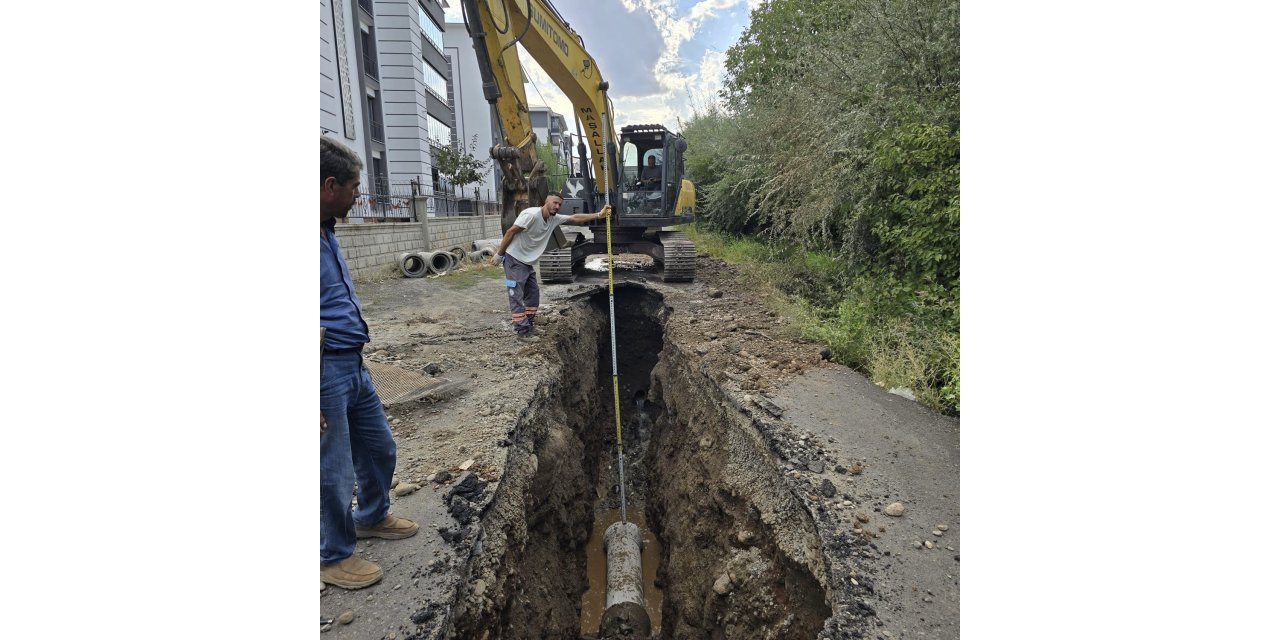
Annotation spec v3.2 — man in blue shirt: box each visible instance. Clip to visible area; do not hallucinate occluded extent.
[320,136,418,590]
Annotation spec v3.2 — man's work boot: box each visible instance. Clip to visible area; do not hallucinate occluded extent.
[516,332,540,343]
[355,514,420,540]
[320,555,383,589]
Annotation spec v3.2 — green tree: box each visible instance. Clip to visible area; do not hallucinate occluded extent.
[435,135,491,198]
[681,0,960,413]
[535,142,567,194]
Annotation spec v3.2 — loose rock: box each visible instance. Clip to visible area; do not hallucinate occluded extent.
[709,289,723,299]
[445,472,488,503]
[337,611,355,625]
[849,463,863,475]
[393,483,419,497]
[713,573,732,595]
[737,530,754,545]
[856,512,870,523]
[459,459,475,471]
[938,524,949,531]
[820,479,836,498]
[752,395,784,418]
[449,496,477,522]
[807,459,825,474]
[884,502,906,517]
[932,529,944,536]
[925,541,935,549]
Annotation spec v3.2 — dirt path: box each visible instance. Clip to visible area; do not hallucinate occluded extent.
[318,254,960,639]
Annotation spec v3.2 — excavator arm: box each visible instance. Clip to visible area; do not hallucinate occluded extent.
[461,0,617,229]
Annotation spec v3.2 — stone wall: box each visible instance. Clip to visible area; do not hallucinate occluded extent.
[334,215,503,279]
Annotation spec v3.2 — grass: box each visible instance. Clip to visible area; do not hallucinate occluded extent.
[441,261,505,289]
[680,223,959,415]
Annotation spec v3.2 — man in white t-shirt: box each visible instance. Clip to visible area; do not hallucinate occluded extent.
[492,194,612,340]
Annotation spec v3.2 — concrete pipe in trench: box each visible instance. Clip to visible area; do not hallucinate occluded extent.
[601,521,651,637]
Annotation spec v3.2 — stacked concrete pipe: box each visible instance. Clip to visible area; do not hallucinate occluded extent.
[399,252,429,278]
[448,246,468,265]
[418,250,454,275]
[467,248,496,262]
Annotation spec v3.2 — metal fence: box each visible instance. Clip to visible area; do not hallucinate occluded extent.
[346,177,502,222]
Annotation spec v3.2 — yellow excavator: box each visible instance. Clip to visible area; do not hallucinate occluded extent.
[460,0,697,282]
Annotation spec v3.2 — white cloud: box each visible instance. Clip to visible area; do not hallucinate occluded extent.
[615,0,755,128]
[689,0,746,23]
[442,0,754,131]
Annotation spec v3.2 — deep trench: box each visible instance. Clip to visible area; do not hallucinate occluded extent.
[452,285,831,639]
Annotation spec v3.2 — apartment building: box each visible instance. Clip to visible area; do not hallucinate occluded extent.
[320,0,369,174]
[528,106,573,174]
[443,21,501,201]
[321,0,455,214]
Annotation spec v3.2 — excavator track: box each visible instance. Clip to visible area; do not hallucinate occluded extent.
[540,231,579,283]
[659,231,695,282]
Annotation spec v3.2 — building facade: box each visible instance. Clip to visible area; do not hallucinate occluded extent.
[443,21,501,201]
[320,0,369,176]
[321,0,457,216]
[528,106,572,172]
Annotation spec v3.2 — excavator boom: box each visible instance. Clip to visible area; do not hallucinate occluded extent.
[461,0,695,282]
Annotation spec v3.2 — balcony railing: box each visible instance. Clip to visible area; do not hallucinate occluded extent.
[369,119,384,143]
[358,0,373,15]
[363,54,378,79]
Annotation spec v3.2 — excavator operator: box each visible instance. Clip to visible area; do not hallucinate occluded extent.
[640,155,662,190]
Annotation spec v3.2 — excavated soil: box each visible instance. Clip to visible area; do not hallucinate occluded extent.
[447,287,830,640]
[318,256,959,640]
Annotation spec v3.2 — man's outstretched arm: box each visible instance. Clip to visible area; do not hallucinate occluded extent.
[564,205,612,225]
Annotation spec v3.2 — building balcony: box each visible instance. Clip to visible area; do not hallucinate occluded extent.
[363,54,379,80]
[358,0,374,16]
[369,119,384,143]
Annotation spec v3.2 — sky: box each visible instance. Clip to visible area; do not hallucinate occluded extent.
[444,0,765,133]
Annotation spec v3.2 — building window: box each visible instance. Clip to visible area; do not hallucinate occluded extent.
[367,94,384,143]
[426,114,451,146]
[423,60,448,102]
[360,30,378,79]
[419,4,444,52]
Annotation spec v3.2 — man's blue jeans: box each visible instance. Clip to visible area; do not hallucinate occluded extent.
[320,352,396,565]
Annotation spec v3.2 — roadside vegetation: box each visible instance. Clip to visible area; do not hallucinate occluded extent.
[678,0,959,414]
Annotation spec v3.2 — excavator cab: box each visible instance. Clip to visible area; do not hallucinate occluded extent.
[617,124,691,226]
